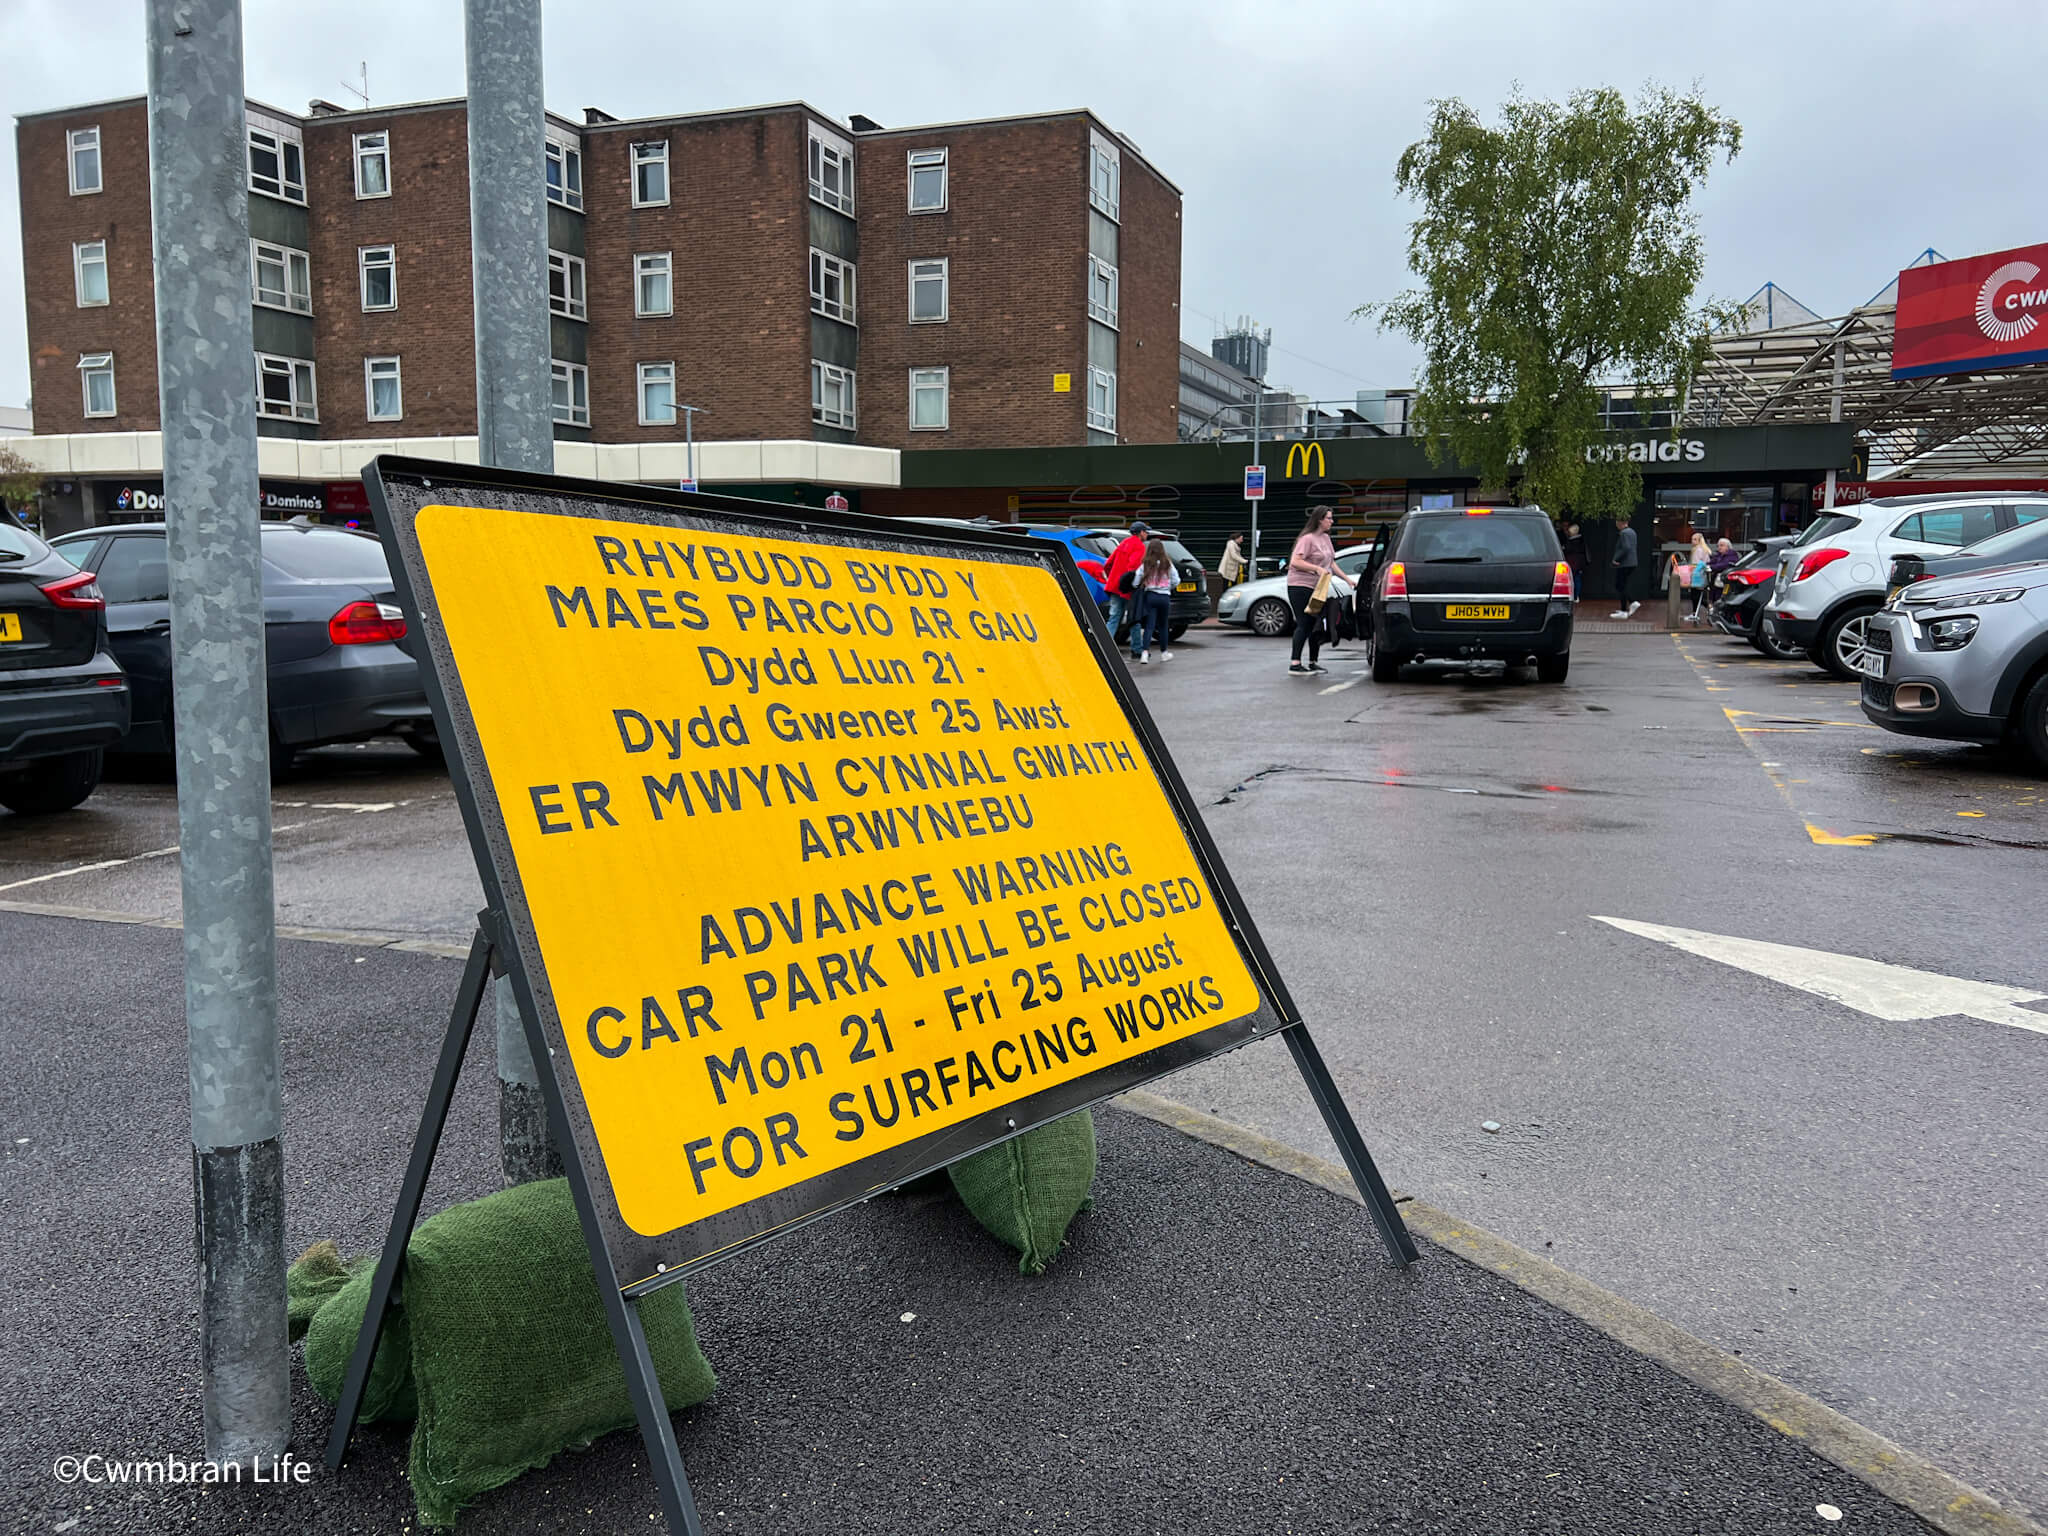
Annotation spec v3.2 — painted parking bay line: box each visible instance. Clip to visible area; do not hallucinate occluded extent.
[1593,916,2048,1036]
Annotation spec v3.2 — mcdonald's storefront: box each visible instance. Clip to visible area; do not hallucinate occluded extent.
[871,423,1859,591]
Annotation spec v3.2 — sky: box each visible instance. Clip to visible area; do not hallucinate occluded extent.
[4,0,2045,415]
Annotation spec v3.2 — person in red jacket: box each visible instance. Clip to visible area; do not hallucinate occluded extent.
[1101,521,1150,647]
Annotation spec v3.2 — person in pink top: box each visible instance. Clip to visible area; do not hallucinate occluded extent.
[1287,505,1338,675]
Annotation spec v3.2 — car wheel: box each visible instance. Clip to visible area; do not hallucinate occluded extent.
[1536,652,1570,684]
[401,724,445,763]
[0,749,105,815]
[1752,626,1805,660]
[1248,597,1291,638]
[1819,604,1881,681]
[1367,629,1401,683]
[2016,671,2048,772]
[1167,623,1188,642]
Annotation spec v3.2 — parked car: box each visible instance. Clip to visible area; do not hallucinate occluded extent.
[1762,493,2048,680]
[0,516,129,814]
[1016,527,1208,640]
[1707,536,1802,658]
[1214,543,1377,637]
[1859,557,2048,769]
[47,521,435,769]
[1357,506,1575,682]
[1887,517,2048,599]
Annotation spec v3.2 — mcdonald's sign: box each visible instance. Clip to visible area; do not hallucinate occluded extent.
[1285,441,1326,478]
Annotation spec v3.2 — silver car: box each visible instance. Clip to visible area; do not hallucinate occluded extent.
[1859,558,2048,769]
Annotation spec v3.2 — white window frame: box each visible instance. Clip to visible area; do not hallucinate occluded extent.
[255,352,318,422]
[909,366,949,431]
[635,251,673,318]
[548,249,587,320]
[631,140,670,208]
[364,356,403,422]
[551,359,589,426]
[638,361,676,426]
[811,360,856,430]
[250,239,312,314]
[73,240,109,308]
[78,352,116,418]
[353,131,390,199]
[546,137,584,211]
[68,127,102,196]
[358,245,396,311]
[808,123,854,213]
[908,257,949,324]
[1088,256,1118,328]
[907,148,947,213]
[810,248,856,324]
[1087,365,1116,433]
[247,125,306,204]
[1089,130,1120,222]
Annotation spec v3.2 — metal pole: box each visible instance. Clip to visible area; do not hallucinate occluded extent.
[465,0,560,1184]
[1250,390,1262,578]
[1823,339,1845,511]
[145,0,287,1467]
[686,406,695,489]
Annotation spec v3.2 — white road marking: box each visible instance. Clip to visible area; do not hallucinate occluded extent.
[1318,672,1369,695]
[1593,916,2048,1036]
[0,843,182,894]
[310,801,397,813]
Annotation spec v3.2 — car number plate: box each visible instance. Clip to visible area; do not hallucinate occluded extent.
[1175,581,1197,593]
[1444,604,1509,620]
[0,613,22,642]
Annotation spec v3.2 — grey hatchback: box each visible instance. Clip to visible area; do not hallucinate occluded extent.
[1858,557,2048,769]
[49,521,435,768]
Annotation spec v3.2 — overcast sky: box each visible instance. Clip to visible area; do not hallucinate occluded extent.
[4,0,2044,415]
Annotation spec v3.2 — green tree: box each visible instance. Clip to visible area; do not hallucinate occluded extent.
[1364,86,1741,519]
[0,443,39,520]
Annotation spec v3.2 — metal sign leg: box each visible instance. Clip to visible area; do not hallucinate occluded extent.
[1284,1024,1420,1267]
[325,928,495,1470]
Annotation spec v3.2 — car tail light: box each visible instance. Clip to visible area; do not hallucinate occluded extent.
[329,600,408,645]
[1725,568,1771,587]
[1550,561,1574,598]
[1383,561,1408,598]
[40,569,105,610]
[1793,547,1849,582]
[1464,508,1493,516]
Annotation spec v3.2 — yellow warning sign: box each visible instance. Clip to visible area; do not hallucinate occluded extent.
[409,502,1265,1261]
[1052,372,1072,393]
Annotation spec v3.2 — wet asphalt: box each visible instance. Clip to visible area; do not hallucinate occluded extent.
[1,624,2043,1524]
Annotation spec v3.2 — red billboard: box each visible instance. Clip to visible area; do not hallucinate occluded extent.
[1893,242,2048,379]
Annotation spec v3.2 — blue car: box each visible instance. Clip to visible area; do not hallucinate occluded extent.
[1020,526,1123,605]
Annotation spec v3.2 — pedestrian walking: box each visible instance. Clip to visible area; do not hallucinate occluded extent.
[1102,520,1149,647]
[1219,531,1248,586]
[1560,522,1587,598]
[1132,538,1176,664]
[1286,505,1339,676]
[1677,531,1712,620]
[1609,515,1640,619]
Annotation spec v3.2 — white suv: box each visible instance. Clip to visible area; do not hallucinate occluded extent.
[1764,493,2048,679]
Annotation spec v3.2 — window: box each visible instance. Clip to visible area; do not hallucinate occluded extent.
[808,124,854,213]
[632,141,669,207]
[546,138,584,211]
[635,252,672,317]
[910,366,949,431]
[811,360,855,429]
[909,258,948,323]
[353,131,390,198]
[548,250,586,320]
[95,537,172,603]
[259,527,395,580]
[638,361,676,425]
[1087,365,1116,433]
[255,353,317,421]
[551,360,589,426]
[1898,506,2000,548]
[74,241,109,307]
[68,127,102,195]
[1089,131,1120,221]
[247,126,305,203]
[359,245,396,311]
[1088,256,1118,327]
[78,353,116,418]
[908,149,947,213]
[364,356,402,421]
[251,240,312,313]
[810,249,855,323]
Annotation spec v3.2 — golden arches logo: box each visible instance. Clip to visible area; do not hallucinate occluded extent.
[1285,441,1326,478]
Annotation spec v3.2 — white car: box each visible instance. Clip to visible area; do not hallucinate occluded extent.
[1214,545,1371,636]
[1764,493,2048,679]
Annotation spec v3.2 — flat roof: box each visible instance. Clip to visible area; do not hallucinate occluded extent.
[852,108,1178,194]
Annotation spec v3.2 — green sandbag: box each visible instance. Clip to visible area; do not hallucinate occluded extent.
[948,1111,1097,1274]
[287,1240,352,1343]
[404,1177,716,1529]
[301,1257,418,1424]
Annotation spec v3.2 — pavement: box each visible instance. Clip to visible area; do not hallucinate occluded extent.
[2,626,2044,1532]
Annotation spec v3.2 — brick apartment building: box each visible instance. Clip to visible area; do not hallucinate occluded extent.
[14,91,1180,527]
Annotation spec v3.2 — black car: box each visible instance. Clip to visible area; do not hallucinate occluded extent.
[0,515,129,814]
[1707,536,1801,658]
[1887,517,2048,598]
[1042,528,1208,641]
[48,521,435,769]
[1359,506,1575,682]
